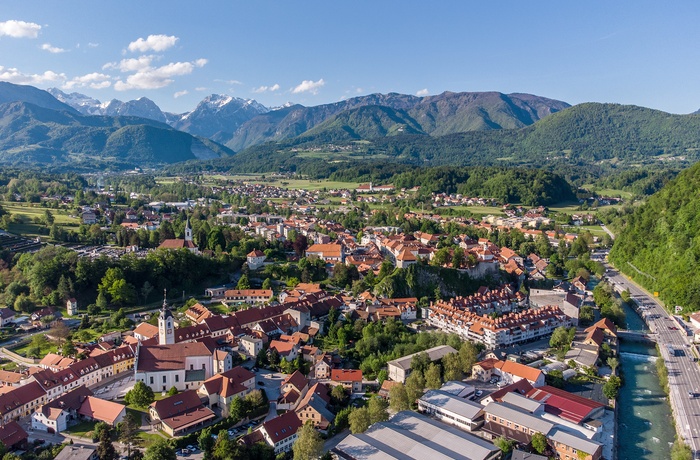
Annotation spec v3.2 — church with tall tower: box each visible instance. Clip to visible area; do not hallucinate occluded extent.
[157,216,199,254]
[158,290,175,345]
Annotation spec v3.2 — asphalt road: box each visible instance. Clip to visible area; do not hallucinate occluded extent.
[606,264,700,457]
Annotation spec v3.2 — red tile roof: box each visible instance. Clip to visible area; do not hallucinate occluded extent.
[78,396,125,425]
[526,385,604,424]
[331,369,362,383]
[0,421,27,448]
[261,410,302,444]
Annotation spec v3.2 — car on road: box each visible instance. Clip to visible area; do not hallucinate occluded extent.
[475,390,483,397]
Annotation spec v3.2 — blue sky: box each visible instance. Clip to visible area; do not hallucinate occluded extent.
[1,1,699,114]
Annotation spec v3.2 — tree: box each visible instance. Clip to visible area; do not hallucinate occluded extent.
[348,407,371,434]
[124,381,155,408]
[458,341,478,375]
[603,375,622,400]
[377,369,388,385]
[671,438,693,460]
[49,320,71,346]
[262,278,272,290]
[494,436,516,455]
[331,384,347,403]
[607,357,620,375]
[405,370,425,405]
[293,422,324,460]
[442,352,463,381]
[166,386,178,397]
[410,352,431,374]
[425,363,442,389]
[229,396,245,422]
[118,412,140,459]
[62,341,77,357]
[550,326,574,352]
[389,384,411,412]
[531,432,548,454]
[198,427,215,459]
[213,430,238,460]
[144,439,176,460]
[367,396,389,424]
[237,274,251,290]
[30,334,49,357]
[97,426,117,460]
[579,305,595,326]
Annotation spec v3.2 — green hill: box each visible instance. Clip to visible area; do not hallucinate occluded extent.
[0,101,232,169]
[609,161,700,311]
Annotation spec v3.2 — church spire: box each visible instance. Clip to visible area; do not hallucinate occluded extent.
[184,216,193,242]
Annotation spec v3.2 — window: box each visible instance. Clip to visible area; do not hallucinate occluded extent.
[175,375,179,383]
[150,377,154,385]
[163,376,166,383]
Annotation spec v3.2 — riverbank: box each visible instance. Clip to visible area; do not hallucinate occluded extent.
[616,302,675,459]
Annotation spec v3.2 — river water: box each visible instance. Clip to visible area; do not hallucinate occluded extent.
[617,303,676,460]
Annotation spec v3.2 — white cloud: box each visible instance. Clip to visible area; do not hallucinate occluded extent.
[215,79,242,85]
[0,20,41,39]
[173,90,188,98]
[41,43,66,53]
[416,88,429,96]
[127,34,178,53]
[88,42,99,48]
[63,72,112,90]
[0,66,65,85]
[292,78,325,95]
[194,87,207,91]
[252,83,280,93]
[113,58,208,91]
[103,55,155,72]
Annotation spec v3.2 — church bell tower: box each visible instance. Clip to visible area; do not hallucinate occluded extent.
[158,289,175,345]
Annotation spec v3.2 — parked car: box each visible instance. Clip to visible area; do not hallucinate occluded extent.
[475,390,483,397]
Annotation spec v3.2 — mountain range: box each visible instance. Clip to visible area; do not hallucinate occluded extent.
[48,87,570,151]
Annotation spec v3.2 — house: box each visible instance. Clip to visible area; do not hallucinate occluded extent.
[257,411,302,454]
[294,383,334,430]
[0,370,24,388]
[418,389,485,432]
[331,369,363,394]
[269,340,299,362]
[239,335,263,358]
[313,355,332,379]
[81,211,97,225]
[0,308,15,327]
[387,345,457,383]
[32,386,93,433]
[66,298,78,316]
[77,396,126,426]
[135,341,216,393]
[247,249,267,270]
[278,371,309,411]
[55,445,98,460]
[198,366,255,417]
[184,303,213,324]
[333,411,500,460]
[132,322,159,341]
[494,360,545,388]
[0,381,48,424]
[305,244,344,264]
[149,390,215,437]
[395,249,417,268]
[0,421,28,452]
[224,289,273,304]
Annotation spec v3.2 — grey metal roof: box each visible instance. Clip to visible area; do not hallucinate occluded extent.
[548,427,602,455]
[334,411,499,460]
[439,380,475,396]
[501,392,544,413]
[386,345,458,371]
[483,401,554,434]
[419,390,483,420]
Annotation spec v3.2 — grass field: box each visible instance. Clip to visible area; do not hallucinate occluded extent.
[11,341,58,359]
[580,186,634,200]
[1,202,78,225]
[64,420,98,438]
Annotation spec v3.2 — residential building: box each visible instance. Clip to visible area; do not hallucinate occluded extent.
[278,370,309,411]
[247,249,267,270]
[305,243,344,264]
[331,369,363,394]
[198,366,255,417]
[0,421,28,452]
[55,445,97,460]
[294,383,334,430]
[149,390,215,437]
[239,335,263,358]
[0,381,47,424]
[0,308,15,327]
[77,396,126,426]
[224,289,273,304]
[493,360,546,388]
[387,345,457,383]
[32,386,92,433]
[66,298,78,316]
[258,411,302,454]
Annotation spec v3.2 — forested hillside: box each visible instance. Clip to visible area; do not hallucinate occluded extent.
[609,161,700,311]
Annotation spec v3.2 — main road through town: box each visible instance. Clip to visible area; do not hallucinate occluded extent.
[606,263,700,457]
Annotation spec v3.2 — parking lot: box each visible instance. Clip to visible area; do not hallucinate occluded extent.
[255,369,286,401]
[92,374,134,401]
